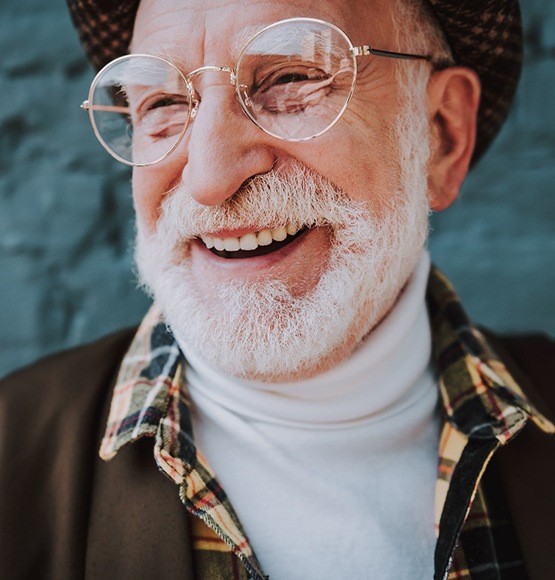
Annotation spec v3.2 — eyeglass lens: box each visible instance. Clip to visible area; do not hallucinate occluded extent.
[89,56,192,165]
[236,20,356,141]
[88,19,356,166]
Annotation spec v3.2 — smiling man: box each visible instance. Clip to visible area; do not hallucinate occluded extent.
[1,0,555,578]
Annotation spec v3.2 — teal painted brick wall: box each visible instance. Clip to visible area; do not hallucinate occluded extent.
[0,0,554,378]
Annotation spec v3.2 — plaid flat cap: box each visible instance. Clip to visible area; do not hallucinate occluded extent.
[67,0,522,164]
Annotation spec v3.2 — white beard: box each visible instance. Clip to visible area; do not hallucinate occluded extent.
[135,73,431,381]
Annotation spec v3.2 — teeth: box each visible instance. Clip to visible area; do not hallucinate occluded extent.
[201,236,214,249]
[239,233,258,250]
[272,226,287,242]
[201,225,301,253]
[257,229,273,246]
[287,224,299,236]
[224,237,240,251]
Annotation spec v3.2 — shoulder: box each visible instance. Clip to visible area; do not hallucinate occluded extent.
[0,327,137,408]
[482,329,555,421]
[0,327,137,462]
[483,332,555,579]
[0,327,138,577]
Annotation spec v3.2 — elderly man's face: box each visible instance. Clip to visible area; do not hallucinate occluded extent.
[133,0,434,380]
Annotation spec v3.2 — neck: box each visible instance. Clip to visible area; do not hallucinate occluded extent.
[179,251,432,428]
[178,251,439,580]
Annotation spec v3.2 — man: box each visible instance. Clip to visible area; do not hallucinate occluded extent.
[1,0,554,578]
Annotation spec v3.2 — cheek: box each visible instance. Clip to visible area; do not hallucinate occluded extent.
[132,165,176,234]
[333,89,404,195]
[296,116,401,213]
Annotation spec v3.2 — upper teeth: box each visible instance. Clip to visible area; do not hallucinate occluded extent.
[201,224,300,252]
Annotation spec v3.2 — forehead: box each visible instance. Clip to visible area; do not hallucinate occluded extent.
[131,0,395,61]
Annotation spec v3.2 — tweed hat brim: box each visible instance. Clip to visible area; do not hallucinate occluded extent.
[67,0,522,165]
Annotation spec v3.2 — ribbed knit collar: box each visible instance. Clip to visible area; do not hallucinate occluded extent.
[179,252,432,429]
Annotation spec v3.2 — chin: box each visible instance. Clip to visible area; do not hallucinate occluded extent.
[135,98,431,381]
[136,194,427,382]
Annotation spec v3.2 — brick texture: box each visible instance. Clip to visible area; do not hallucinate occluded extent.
[0,0,554,378]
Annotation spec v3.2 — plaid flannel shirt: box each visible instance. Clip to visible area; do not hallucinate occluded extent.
[100,267,554,579]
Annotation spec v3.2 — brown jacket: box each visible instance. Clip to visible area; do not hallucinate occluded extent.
[0,329,193,579]
[0,328,554,579]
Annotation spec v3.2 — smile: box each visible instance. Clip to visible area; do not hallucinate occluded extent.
[200,225,306,259]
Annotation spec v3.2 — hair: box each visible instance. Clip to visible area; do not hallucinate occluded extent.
[393,0,454,66]
[386,0,456,187]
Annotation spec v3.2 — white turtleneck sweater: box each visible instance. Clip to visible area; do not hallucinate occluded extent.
[179,252,439,579]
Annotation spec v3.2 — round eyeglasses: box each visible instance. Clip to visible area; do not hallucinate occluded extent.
[81,17,430,166]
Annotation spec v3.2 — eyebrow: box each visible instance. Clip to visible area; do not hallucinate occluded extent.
[145,45,190,69]
[137,23,270,72]
[230,23,268,58]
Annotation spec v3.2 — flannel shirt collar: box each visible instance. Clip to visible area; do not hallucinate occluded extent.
[100,305,266,579]
[99,266,554,580]
[427,268,554,579]
[427,268,554,443]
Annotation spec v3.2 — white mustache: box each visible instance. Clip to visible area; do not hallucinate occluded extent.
[154,162,374,243]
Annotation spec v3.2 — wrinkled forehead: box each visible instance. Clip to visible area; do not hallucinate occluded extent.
[131,0,397,61]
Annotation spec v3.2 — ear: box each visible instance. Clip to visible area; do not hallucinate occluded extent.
[426,67,481,211]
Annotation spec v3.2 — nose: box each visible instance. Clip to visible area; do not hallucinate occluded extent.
[179,76,276,207]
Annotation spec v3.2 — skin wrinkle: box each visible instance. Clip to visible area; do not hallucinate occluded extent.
[131,1,406,219]
[133,0,338,65]
[136,95,431,382]
[136,157,429,381]
[131,0,473,381]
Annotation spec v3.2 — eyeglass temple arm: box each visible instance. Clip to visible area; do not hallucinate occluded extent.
[81,101,130,114]
[350,46,431,61]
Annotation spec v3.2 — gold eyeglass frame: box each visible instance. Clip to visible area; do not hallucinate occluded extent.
[81,17,431,167]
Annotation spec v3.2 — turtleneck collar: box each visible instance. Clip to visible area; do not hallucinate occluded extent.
[178,251,433,429]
